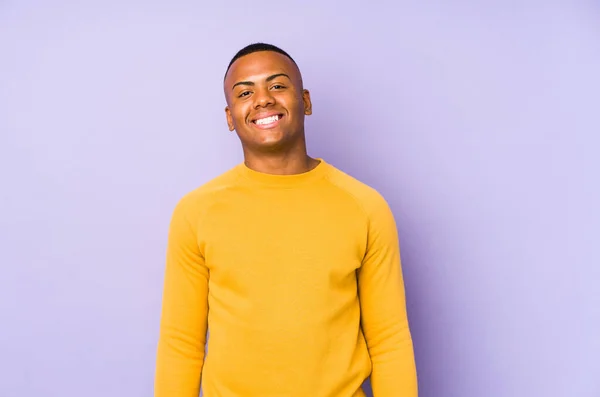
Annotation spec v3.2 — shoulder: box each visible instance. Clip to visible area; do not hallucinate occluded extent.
[324,162,391,218]
[325,162,399,243]
[171,165,242,221]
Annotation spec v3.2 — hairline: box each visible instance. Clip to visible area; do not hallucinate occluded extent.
[223,49,300,82]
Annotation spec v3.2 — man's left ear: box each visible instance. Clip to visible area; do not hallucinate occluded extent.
[303,89,312,115]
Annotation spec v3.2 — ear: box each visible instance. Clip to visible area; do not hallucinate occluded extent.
[225,106,235,131]
[302,89,312,115]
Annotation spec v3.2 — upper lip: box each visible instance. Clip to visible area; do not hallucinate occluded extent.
[250,111,284,123]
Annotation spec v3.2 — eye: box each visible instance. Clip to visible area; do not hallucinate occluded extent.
[238,91,251,98]
[271,84,285,90]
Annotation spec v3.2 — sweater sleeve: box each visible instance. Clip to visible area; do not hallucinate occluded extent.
[155,198,209,397]
[357,194,418,396]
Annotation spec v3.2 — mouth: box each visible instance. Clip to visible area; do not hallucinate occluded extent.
[251,113,284,130]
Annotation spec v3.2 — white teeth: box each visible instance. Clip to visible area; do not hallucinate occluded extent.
[255,115,279,125]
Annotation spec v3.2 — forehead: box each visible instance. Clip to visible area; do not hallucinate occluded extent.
[225,51,301,86]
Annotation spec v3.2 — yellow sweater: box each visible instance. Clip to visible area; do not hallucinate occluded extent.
[154,159,418,397]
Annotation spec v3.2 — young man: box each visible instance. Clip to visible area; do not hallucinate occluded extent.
[154,43,418,397]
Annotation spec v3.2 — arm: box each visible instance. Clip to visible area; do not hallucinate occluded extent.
[358,195,418,396]
[155,198,209,397]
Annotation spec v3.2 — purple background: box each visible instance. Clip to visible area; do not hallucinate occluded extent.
[1,2,599,396]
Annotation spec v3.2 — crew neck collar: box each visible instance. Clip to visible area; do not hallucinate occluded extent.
[236,158,329,187]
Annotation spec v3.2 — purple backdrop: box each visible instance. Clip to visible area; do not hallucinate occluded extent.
[1,2,599,397]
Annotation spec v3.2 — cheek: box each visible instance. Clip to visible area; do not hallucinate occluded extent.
[229,107,247,126]
[278,96,303,116]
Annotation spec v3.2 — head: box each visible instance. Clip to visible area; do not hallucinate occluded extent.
[223,43,312,155]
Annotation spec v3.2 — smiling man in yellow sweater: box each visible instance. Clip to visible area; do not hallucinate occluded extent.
[154,43,418,397]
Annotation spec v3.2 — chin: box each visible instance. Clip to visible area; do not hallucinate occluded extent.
[249,130,288,146]
[238,127,300,152]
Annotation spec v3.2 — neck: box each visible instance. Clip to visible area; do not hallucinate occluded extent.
[242,145,319,176]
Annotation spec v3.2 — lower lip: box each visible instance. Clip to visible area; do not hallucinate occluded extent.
[252,116,283,130]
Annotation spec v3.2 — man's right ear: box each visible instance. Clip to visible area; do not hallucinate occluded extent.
[225,107,235,131]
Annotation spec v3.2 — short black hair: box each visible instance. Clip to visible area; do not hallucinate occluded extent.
[224,42,297,79]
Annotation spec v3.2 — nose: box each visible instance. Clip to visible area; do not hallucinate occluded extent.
[253,87,275,108]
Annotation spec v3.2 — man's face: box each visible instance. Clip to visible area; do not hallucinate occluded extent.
[224,51,312,152]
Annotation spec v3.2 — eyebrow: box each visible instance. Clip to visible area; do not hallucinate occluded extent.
[231,73,291,91]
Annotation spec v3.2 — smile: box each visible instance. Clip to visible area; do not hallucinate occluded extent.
[252,113,284,129]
